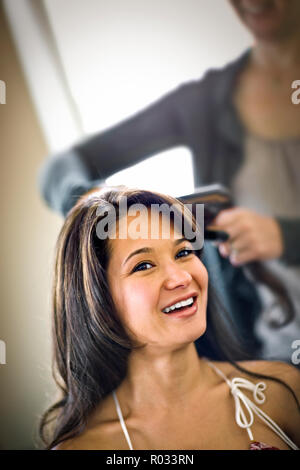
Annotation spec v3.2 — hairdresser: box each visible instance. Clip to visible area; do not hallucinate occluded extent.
[38,0,300,363]
[209,0,300,363]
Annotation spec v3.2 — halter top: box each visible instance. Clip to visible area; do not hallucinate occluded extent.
[112,360,299,450]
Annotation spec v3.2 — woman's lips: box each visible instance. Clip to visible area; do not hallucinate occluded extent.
[162,296,198,319]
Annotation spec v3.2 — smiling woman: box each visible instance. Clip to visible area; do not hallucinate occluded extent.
[106,209,208,349]
[39,187,300,450]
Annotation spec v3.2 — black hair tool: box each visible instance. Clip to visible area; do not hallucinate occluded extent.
[178,183,232,242]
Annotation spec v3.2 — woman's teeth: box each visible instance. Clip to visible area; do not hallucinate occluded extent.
[162,296,194,314]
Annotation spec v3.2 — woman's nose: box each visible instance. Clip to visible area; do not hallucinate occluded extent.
[162,263,192,290]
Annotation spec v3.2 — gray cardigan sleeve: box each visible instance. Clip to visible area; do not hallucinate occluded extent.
[37,148,106,217]
[277,217,300,266]
[37,83,189,217]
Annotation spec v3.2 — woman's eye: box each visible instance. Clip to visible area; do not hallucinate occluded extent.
[176,248,194,258]
[132,262,153,273]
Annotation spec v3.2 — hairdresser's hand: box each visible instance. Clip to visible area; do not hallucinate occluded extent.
[210,207,284,266]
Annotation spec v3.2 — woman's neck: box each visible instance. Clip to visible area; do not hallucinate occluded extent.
[117,343,209,413]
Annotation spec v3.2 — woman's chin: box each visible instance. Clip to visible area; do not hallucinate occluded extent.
[171,319,207,345]
[189,323,207,343]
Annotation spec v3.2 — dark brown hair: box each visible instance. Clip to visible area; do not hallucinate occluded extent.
[39,187,299,450]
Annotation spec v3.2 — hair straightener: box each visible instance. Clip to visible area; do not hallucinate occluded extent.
[178,183,233,242]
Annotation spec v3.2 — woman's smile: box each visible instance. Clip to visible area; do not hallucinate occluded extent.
[161,294,199,318]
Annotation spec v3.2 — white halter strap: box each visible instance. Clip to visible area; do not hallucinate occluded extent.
[205,360,299,450]
[112,390,134,450]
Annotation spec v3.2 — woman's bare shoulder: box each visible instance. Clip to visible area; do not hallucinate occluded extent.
[209,357,300,382]
[51,394,126,450]
[223,359,300,444]
[51,428,120,450]
[235,359,300,390]
[205,358,300,412]
[50,431,101,450]
[239,359,300,410]
[206,358,300,444]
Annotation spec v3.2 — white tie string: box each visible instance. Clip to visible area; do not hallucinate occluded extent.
[230,377,266,440]
[205,360,299,450]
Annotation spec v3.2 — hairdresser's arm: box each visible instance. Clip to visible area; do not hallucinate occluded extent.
[276,217,300,266]
[37,84,192,217]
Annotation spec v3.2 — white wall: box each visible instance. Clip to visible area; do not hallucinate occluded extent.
[43,0,252,135]
[3,0,83,151]
[0,3,60,449]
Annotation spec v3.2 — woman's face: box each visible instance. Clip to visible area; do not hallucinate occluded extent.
[229,0,300,40]
[106,210,208,351]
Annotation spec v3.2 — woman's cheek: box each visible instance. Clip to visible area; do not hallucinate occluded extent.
[122,281,155,319]
[193,258,208,286]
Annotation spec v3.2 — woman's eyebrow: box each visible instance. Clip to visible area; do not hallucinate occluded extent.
[123,237,187,266]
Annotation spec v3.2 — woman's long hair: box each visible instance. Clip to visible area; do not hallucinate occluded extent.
[39,187,299,450]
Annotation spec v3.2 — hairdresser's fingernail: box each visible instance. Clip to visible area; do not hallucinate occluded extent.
[230,255,240,266]
[219,244,228,257]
